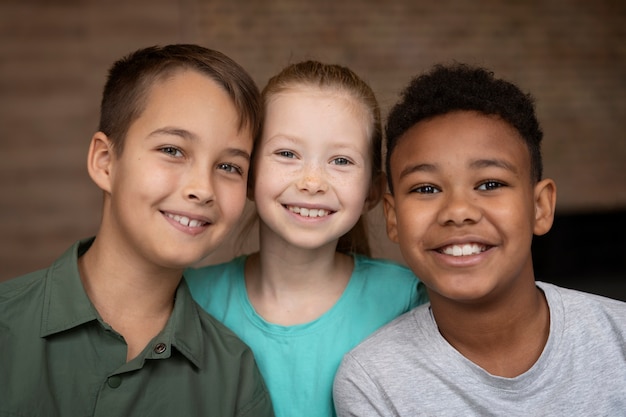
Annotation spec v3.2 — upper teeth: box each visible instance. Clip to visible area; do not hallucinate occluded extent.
[442,243,485,256]
[165,213,205,228]
[288,206,330,218]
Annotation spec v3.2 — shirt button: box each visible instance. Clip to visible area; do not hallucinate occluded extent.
[154,342,167,354]
[108,376,122,389]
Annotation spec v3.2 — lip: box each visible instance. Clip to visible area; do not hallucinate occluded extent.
[161,210,212,236]
[429,237,496,266]
[432,235,494,249]
[282,203,335,220]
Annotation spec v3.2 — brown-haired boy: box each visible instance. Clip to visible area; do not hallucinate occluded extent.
[1,44,274,416]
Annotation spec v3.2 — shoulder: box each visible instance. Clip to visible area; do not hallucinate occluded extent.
[540,282,626,313]
[0,268,46,304]
[349,305,429,357]
[353,254,418,282]
[194,304,253,355]
[352,255,428,305]
[0,268,48,341]
[185,255,246,282]
[539,281,626,334]
[184,256,246,298]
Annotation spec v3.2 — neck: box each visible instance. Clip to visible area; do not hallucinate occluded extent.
[254,222,348,290]
[79,236,181,313]
[243,225,354,325]
[430,280,550,377]
[78,234,180,361]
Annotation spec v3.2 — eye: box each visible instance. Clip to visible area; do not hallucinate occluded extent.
[476,180,505,191]
[331,157,352,166]
[276,150,296,159]
[160,146,183,157]
[411,184,440,194]
[218,163,244,176]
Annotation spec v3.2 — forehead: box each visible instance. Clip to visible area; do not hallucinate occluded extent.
[263,87,371,144]
[124,69,250,147]
[390,111,530,177]
[267,86,368,118]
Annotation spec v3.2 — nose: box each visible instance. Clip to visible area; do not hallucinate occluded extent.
[437,188,482,226]
[184,166,215,205]
[296,163,329,194]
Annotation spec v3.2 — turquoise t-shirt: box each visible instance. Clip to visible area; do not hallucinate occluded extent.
[185,254,427,417]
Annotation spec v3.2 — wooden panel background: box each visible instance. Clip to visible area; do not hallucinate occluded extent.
[1,0,624,299]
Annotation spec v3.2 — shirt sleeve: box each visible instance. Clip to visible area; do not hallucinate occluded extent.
[333,352,393,417]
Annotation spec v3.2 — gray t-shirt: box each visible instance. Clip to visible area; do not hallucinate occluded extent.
[334,282,626,416]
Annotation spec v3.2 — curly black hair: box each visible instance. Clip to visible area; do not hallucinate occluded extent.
[385,63,543,193]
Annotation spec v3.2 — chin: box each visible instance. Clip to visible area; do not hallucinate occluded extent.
[156,250,207,272]
[432,280,495,303]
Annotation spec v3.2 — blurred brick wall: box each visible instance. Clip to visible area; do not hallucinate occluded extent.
[1,0,625,282]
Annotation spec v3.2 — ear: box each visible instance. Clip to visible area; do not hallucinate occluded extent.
[383,192,400,243]
[533,178,557,236]
[246,173,256,202]
[87,132,115,193]
[363,173,386,212]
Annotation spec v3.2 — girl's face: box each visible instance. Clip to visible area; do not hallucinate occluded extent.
[253,87,373,251]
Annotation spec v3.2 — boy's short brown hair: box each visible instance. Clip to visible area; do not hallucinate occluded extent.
[99,44,262,155]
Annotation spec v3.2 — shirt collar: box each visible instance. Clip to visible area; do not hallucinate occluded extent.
[40,238,204,368]
[41,238,99,337]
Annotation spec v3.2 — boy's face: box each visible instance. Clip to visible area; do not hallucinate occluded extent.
[96,69,252,270]
[384,111,555,304]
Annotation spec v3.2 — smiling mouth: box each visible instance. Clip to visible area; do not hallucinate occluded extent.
[164,212,209,228]
[438,243,488,257]
[286,205,333,218]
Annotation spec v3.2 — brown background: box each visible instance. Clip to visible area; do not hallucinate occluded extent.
[1,0,625,298]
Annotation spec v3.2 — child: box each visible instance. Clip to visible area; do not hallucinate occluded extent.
[333,63,626,416]
[0,44,274,416]
[185,60,428,417]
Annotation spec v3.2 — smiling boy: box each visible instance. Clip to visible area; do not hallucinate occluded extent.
[333,64,626,416]
[0,45,273,416]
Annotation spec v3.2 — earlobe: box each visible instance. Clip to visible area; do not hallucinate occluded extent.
[87,132,115,193]
[383,192,400,243]
[364,173,386,212]
[533,178,557,236]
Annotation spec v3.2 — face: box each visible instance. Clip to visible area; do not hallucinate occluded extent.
[253,87,373,251]
[93,69,252,271]
[384,111,555,304]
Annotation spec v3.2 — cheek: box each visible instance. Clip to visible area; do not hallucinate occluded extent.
[336,170,371,199]
[253,176,274,203]
[490,197,534,231]
[115,162,169,198]
[395,204,432,244]
[217,182,248,221]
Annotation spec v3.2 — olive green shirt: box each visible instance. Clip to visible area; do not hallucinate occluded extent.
[0,238,274,417]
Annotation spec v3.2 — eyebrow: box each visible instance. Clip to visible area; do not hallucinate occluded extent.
[398,158,518,180]
[263,133,300,146]
[149,127,251,160]
[469,158,518,174]
[149,127,196,141]
[266,134,366,155]
[398,163,436,180]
